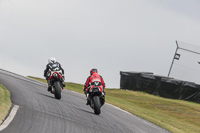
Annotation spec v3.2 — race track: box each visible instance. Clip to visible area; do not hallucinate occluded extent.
[0,69,170,133]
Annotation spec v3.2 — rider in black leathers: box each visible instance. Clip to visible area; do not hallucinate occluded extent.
[44,57,65,91]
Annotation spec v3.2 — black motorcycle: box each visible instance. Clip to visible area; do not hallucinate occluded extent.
[87,84,105,115]
[48,70,64,100]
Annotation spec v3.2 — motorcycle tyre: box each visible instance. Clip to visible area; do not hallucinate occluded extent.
[54,81,61,100]
[93,96,101,115]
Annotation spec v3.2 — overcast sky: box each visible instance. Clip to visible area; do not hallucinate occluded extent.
[1,0,200,88]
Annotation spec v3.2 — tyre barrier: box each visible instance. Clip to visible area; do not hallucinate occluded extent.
[120,71,200,104]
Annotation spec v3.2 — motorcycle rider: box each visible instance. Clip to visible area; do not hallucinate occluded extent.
[84,68,106,105]
[44,57,65,92]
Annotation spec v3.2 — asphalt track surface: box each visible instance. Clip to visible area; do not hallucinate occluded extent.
[0,69,170,133]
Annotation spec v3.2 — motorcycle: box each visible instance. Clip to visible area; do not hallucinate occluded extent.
[47,68,64,100]
[87,82,105,115]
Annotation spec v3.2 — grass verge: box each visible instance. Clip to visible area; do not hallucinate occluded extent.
[0,84,12,125]
[29,76,200,133]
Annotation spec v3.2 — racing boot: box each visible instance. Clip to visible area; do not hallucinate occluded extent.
[86,99,90,105]
[86,93,90,105]
[100,95,105,106]
[62,82,66,87]
[47,80,52,92]
[61,77,66,87]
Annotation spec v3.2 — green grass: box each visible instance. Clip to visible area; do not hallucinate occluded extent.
[29,76,200,133]
[106,89,200,133]
[0,84,12,125]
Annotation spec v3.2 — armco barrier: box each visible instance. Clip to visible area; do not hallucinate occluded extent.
[120,71,200,104]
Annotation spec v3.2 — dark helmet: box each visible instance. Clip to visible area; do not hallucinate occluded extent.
[90,68,98,75]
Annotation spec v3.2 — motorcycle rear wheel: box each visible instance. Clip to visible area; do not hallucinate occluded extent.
[93,96,101,115]
[54,81,61,99]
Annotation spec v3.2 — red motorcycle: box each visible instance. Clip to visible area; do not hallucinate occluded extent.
[87,82,105,115]
[48,70,64,100]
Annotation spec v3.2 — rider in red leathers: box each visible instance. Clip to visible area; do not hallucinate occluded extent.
[84,68,105,105]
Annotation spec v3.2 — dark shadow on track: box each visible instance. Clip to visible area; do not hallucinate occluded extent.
[73,106,94,115]
[35,92,55,99]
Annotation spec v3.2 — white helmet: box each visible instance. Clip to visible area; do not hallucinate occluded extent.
[48,57,56,63]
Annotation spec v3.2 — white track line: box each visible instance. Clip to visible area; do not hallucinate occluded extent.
[0,105,19,131]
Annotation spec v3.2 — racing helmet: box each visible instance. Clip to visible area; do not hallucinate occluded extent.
[48,57,56,64]
[90,68,98,75]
